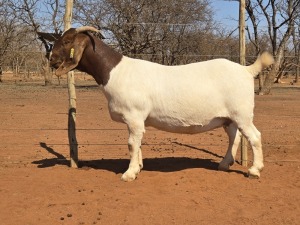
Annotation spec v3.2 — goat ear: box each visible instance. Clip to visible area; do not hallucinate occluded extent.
[55,40,86,76]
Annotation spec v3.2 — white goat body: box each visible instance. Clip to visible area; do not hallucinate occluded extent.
[105,56,259,133]
[49,27,274,181]
[102,54,272,181]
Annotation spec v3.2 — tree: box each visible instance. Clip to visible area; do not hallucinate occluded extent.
[74,0,217,65]
[8,0,64,85]
[291,10,300,83]
[244,0,300,94]
[0,1,19,82]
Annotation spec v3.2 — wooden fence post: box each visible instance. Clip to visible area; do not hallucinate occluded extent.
[239,0,248,167]
[64,0,78,168]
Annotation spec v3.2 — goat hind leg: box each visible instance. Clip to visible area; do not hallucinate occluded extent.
[239,123,264,178]
[219,122,241,171]
[138,148,143,170]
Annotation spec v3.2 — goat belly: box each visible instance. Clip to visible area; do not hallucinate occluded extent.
[145,114,227,134]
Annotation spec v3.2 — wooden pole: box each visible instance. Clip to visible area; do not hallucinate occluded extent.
[64,0,78,168]
[239,0,248,167]
[239,0,246,66]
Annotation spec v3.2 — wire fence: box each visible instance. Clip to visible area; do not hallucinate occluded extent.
[0,84,299,167]
[1,52,299,76]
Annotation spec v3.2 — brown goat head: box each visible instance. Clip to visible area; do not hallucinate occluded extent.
[50,26,100,76]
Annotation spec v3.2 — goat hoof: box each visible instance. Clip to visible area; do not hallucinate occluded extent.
[248,173,260,179]
[248,167,261,179]
[218,164,229,172]
[218,161,231,171]
[121,172,137,182]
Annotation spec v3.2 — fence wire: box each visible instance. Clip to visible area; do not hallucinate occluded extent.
[0,85,299,166]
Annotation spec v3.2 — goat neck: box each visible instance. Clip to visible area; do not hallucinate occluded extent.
[78,34,123,85]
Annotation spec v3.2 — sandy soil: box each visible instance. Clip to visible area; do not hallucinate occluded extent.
[0,78,299,225]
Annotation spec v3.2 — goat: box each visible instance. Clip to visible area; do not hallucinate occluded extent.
[50,26,274,181]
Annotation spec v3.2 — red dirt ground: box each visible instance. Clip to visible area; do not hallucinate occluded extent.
[0,77,299,225]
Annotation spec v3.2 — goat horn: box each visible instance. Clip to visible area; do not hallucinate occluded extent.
[75,26,100,33]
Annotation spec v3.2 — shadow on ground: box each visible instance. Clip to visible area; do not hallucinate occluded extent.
[32,142,247,176]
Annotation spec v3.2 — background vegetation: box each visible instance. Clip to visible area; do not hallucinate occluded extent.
[0,0,299,93]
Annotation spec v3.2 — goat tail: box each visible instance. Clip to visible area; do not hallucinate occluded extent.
[246,52,274,77]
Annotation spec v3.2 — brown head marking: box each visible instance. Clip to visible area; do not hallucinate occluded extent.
[50,26,122,85]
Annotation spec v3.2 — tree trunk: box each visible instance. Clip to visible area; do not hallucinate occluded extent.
[258,50,283,95]
[14,57,19,77]
[258,73,265,91]
[42,56,52,86]
[0,66,3,83]
[296,56,299,83]
[258,13,293,96]
[258,68,275,95]
[296,42,300,83]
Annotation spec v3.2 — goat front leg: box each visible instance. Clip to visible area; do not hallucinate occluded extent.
[121,120,145,182]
